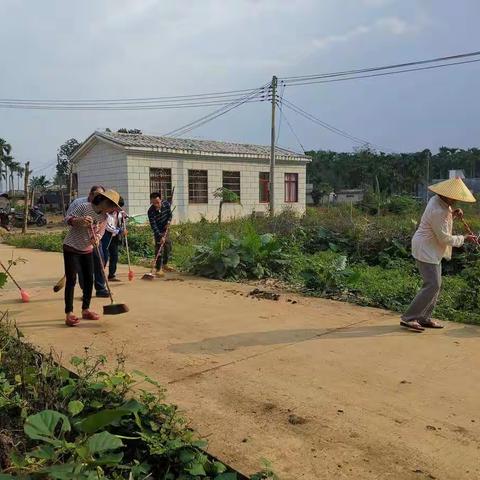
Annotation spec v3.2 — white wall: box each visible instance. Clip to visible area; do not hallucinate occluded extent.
[126,152,307,221]
[74,141,129,203]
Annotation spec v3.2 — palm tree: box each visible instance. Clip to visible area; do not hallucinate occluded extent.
[8,161,21,198]
[16,165,24,192]
[29,175,50,207]
[0,139,12,193]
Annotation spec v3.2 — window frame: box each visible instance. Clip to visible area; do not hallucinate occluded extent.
[188,169,209,204]
[149,167,172,200]
[222,170,241,202]
[259,172,270,203]
[284,173,299,203]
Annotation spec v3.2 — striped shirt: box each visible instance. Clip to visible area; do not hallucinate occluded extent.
[64,202,107,253]
[148,201,172,239]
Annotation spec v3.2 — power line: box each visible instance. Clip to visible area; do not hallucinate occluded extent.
[0,87,265,105]
[280,98,392,151]
[282,58,480,87]
[277,107,306,153]
[280,50,480,82]
[164,86,269,137]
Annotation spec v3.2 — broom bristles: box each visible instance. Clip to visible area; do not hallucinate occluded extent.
[103,303,129,315]
[53,276,66,292]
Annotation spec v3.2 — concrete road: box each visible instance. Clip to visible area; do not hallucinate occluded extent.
[1,244,479,480]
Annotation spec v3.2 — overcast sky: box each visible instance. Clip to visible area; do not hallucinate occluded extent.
[1,0,479,177]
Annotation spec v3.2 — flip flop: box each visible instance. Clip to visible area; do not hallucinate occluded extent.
[419,320,444,329]
[82,310,100,320]
[65,314,80,327]
[400,320,425,332]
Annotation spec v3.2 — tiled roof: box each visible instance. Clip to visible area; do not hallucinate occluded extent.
[96,131,309,160]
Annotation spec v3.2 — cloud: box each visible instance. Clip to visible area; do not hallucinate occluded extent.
[312,15,416,50]
[312,25,371,50]
[361,0,396,7]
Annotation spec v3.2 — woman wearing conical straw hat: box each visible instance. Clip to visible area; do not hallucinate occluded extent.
[401,178,477,332]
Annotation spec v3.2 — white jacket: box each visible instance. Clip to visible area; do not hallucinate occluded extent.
[412,195,465,264]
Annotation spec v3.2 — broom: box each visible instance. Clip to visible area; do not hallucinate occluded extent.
[461,218,480,247]
[0,261,30,302]
[121,214,134,281]
[90,227,129,315]
[142,225,170,281]
[142,187,175,281]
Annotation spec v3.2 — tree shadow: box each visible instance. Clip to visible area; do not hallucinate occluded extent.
[169,324,406,355]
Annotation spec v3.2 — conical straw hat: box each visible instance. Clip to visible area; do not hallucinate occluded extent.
[96,189,122,208]
[428,177,476,203]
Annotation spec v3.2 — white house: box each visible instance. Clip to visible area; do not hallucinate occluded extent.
[70,131,310,222]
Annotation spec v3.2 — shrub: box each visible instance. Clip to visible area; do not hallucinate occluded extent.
[188,230,290,280]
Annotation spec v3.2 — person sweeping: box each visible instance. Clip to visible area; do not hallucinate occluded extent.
[63,189,122,327]
[147,191,173,277]
[401,177,477,332]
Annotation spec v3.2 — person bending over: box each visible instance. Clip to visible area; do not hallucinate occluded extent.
[63,190,122,327]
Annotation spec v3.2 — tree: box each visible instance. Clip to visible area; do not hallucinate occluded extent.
[213,187,240,223]
[0,139,12,193]
[55,138,80,189]
[117,128,142,134]
[29,175,50,207]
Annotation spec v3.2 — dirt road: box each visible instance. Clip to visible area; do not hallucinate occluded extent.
[1,243,479,480]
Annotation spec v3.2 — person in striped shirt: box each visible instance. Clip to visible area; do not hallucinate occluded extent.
[66,185,109,297]
[147,191,172,277]
[63,189,122,327]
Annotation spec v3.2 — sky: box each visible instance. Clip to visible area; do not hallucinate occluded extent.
[1,0,479,178]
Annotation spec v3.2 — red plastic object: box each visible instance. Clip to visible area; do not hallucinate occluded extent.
[128,270,134,281]
[20,289,30,303]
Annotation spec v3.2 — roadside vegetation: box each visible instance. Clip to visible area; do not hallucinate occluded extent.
[4,199,480,325]
[0,311,276,479]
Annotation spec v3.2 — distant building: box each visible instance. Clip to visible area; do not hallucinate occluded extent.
[419,169,479,199]
[71,131,311,221]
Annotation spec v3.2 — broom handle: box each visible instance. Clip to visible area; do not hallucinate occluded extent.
[0,260,22,291]
[90,227,114,305]
[151,225,170,273]
[460,218,480,247]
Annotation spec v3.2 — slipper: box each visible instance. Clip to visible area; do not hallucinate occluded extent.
[400,320,425,332]
[419,320,444,329]
[65,314,80,327]
[82,310,100,320]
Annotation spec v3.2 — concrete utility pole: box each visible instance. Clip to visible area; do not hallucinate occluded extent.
[22,161,30,234]
[269,75,277,217]
[425,150,431,204]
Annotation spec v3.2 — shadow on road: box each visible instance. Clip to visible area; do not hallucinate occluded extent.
[169,324,412,354]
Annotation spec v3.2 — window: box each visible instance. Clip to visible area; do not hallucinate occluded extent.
[150,168,172,200]
[222,171,240,201]
[284,173,298,203]
[259,172,270,203]
[188,170,208,204]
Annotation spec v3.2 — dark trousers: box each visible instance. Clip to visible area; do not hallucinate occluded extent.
[101,232,119,278]
[155,237,172,271]
[78,247,106,293]
[63,248,94,314]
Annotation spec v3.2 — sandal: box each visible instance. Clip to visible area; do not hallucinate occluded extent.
[65,313,80,327]
[400,320,425,332]
[419,319,444,329]
[82,310,100,320]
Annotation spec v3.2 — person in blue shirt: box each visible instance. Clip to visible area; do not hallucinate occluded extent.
[147,191,173,277]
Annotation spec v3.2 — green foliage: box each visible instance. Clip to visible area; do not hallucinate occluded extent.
[0,318,275,478]
[188,230,290,280]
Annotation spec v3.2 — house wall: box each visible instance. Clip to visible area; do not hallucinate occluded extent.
[74,141,129,203]
[126,152,307,221]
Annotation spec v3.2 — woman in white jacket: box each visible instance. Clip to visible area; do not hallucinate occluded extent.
[401,178,477,332]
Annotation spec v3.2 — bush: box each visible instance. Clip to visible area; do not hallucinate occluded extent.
[0,317,276,479]
[386,195,421,215]
[188,230,290,280]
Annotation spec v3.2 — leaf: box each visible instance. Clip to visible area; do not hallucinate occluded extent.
[212,461,227,474]
[68,400,84,417]
[28,444,56,460]
[70,356,83,367]
[187,463,206,476]
[87,431,123,454]
[24,410,71,444]
[215,473,237,480]
[77,408,131,434]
